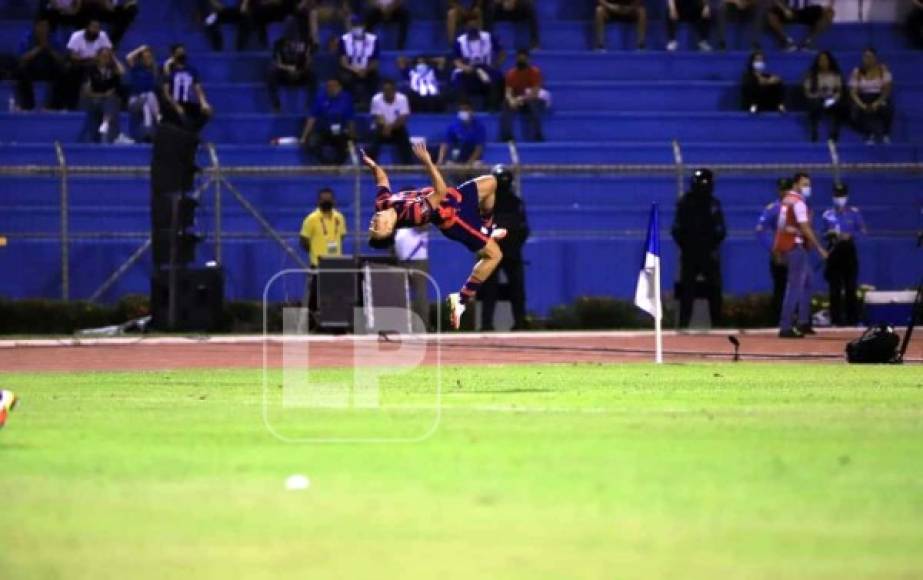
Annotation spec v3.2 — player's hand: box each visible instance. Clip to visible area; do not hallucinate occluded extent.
[360,148,378,169]
[412,141,433,165]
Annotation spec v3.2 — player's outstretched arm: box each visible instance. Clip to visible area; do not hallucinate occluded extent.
[413,142,447,203]
[361,149,390,190]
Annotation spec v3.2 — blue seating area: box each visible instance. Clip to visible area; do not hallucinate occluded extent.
[0,0,921,316]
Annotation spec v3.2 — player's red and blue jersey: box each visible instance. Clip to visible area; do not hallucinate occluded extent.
[375,186,433,227]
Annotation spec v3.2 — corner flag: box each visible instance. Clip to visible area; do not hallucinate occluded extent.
[634,203,663,363]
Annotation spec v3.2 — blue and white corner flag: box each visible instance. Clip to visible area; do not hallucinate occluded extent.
[634,203,663,363]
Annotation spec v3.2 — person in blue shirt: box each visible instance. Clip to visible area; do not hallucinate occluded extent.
[14,19,68,111]
[755,177,791,321]
[299,77,356,165]
[125,44,161,142]
[437,100,487,167]
[822,183,867,326]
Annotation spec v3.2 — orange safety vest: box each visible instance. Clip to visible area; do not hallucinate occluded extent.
[772,191,811,254]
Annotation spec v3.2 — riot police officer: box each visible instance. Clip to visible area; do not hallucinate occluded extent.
[822,183,867,326]
[671,168,726,328]
[480,165,530,331]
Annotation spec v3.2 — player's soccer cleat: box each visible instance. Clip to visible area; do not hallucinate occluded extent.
[0,390,17,429]
[447,293,465,330]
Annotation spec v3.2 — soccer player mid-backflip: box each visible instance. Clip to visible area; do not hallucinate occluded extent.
[362,142,505,330]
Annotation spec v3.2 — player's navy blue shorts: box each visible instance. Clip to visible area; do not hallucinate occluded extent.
[434,179,490,253]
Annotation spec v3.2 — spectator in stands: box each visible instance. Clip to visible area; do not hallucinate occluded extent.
[802,50,843,142]
[81,46,123,143]
[339,15,381,110]
[849,48,893,145]
[715,0,765,50]
[909,0,923,48]
[367,78,413,164]
[65,20,113,109]
[300,0,353,48]
[363,0,410,50]
[299,78,356,164]
[268,15,315,113]
[741,50,785,113]
[125,44,161,142]
[162,44,213,132]
[484,0,540,50]
[822,183,866,326]
[767,0,835,52]
[452,14,505,111]
[397,55,447,112]
[672,168,726,328]
[500,49,544,142]
[14,19,68,111]
[755,177,792,322]
[39,0,83,32]
[239,0,299,49]
[666,0,713,51]
[199,0,246,51]
[446,1,484,47]
[76,0,139,46]
[594,0,648,51]
[437,99,486,166]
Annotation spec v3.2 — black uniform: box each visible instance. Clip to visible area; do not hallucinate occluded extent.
[671,168,726,328]
[481,166,530,331]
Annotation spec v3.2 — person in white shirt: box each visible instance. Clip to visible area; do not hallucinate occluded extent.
[64,20,112,109]
[367,79,412,164]
[393,225,430,330]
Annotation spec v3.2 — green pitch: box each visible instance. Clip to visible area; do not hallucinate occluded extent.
[2,363,922,579]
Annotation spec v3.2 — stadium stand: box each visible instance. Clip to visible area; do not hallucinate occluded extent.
[0,0,920,317]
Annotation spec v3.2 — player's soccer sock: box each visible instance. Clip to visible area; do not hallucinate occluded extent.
[459,276,483,305]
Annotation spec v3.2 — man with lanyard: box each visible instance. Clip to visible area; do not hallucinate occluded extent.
[338,15,380,110]
[300,187,347,324]
[755,177,792,322]
[822,183,867,326]
[394,223,431,331]
[773,172,828,338]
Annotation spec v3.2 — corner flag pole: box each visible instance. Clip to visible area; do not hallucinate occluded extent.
[634,203,663,364]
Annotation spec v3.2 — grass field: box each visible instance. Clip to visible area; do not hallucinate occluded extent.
[2,363,922,579]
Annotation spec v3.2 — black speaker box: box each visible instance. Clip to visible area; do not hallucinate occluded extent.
[151,268,225,332]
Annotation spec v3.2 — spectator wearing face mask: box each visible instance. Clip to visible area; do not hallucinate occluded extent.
[484,0,540,50]
[162,44,213,132]
[849,48,893,145]
[300,78,356,165]
[268,15,315,113]
[741,50,785,114]
[397,55,446,112]
[81,46,124,143]
[363,0,410,50]
[773,172,828,338]
[437,100,486,166]
[803,50,843,142]
[822,183,866,327]
[367,78,413,165]
[499,49,544,142]
[64,20,112,110]
[125,44,161,142]
[452,14,505,111]
[339,15,381,110]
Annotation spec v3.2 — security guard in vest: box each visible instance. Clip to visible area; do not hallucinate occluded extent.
[672,168,726,328]
[822,183,867,326]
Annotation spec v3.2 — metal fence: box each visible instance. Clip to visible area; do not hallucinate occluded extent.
[0,140,921,303]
